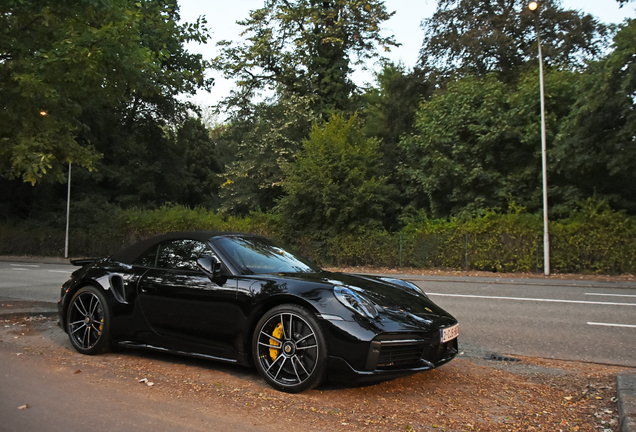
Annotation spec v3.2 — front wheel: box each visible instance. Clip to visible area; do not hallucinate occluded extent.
[66,286,111,355]
[253,304,327,393]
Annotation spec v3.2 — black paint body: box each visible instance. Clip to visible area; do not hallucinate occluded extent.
[59,232,458,383]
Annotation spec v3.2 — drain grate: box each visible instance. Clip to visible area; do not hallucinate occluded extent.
[487,354,521,362]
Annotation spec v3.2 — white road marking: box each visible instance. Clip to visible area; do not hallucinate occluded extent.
[586,293,636,298]
[587,322,636,328]
[10,264,39,267]
[11,268,29,271]
[427,293,636,307]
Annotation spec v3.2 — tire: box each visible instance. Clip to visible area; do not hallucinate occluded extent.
[253,304,327,393]
[66,285,111,355]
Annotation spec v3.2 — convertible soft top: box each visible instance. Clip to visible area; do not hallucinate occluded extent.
[109,231,231,264]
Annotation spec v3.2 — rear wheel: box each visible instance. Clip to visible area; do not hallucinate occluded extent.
[66,286,111,355]
[253,304,327,393]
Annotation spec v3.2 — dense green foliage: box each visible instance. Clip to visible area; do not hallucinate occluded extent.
[400,70,580,216]
[419,0,607,81]
[210,0,400,215]
[212,0,397,116]
[2,201,635,274]
[2,1,636,275]
[0,0,211,184]
[216,96,316,215]
[277,114,396,238]
[553,19,636,214]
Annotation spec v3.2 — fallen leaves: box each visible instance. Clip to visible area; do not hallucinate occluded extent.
[0,317,626,431]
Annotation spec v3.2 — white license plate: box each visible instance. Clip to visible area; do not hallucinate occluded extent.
[440,324,459,343]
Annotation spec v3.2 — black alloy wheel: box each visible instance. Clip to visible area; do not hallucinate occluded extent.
[253,304,327,393]
[66,286,111,355]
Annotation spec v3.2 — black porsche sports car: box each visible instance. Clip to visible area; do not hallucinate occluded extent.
[59,232,459,392]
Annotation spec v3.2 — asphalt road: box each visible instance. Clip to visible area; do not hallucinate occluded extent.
[405,275,636,367]
[0,260,71,303]
[2,259,635,367]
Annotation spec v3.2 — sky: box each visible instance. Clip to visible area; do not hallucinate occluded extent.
[176,0,636,108]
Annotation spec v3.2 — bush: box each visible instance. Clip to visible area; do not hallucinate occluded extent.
[0,205,280,258]
[2,200,635,274]
[550,200,636,273]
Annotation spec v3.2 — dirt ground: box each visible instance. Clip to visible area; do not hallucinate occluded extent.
[1,315,628,432]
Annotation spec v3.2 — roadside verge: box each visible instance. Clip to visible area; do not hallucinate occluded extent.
[0,298,58,321]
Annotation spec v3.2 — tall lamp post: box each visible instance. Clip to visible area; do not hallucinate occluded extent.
[529,1,550,276]
[65,162,71,258]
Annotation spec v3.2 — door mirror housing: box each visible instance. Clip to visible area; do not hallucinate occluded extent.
[197,254,221,277]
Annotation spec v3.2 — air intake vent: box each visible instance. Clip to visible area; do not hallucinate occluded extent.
[377,342,425,368]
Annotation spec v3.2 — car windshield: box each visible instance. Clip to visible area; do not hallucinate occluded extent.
[214,236,321,275]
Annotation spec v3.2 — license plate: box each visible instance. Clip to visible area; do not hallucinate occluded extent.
[440,324,459,343]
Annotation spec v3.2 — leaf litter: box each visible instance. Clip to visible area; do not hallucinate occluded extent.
[1,316,627,431]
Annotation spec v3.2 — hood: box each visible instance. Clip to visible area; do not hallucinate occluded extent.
[273,271,453,322]
[327,273,448,315]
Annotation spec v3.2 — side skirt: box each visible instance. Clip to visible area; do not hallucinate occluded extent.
[117,341,240,364]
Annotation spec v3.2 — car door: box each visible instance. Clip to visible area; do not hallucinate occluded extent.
[137,239,239,359]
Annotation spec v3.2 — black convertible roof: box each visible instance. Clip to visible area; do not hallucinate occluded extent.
[109,231,243,264]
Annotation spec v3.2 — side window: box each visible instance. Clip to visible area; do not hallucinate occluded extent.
[157,240,210,271]
[134,245,159,268]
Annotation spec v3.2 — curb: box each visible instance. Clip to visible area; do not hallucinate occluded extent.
[0,310,59,321]
[618,374,636,432]
[0,300,58,322]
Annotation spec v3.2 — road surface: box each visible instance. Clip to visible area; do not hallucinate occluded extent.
[407,275,636,367]
[1,259,635,366]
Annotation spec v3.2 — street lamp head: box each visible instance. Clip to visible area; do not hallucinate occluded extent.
[528,1,539,11]
[39,111,47,116]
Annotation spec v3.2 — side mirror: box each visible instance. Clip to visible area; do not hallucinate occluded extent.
[197,254,221,277]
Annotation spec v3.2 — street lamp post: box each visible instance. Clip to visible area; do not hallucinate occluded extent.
[65,162,71,258]
[529,1,550,276]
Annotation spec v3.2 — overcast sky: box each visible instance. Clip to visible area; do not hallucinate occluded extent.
[176,0,636,108]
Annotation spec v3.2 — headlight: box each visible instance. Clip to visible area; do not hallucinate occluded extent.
[379,277,429,298]
[334,286,378,319]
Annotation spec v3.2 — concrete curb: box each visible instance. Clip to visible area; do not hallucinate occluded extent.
[0,310,59,321]
[618,374,636,432]
[0,300,58,322]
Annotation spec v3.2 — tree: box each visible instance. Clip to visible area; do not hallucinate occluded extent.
[553,19,636,214]
[400,70,578,217]
[419,0,607,81]
[357,62,436,227]
[211,1,400,217]
[361,62,435,171]
[177,118,224,209]
[0,0,211,185]
[276,113,396,238]
[213,0,398,116]
[217,96,316,215]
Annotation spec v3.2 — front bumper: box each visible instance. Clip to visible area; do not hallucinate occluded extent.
[57,300,64,331]
[326,337,458,383]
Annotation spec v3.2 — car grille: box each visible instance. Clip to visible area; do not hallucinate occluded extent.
[377,342,425,367]
[371,334,458,370]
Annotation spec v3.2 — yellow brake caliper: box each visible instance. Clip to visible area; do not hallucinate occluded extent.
[269,322,283,360]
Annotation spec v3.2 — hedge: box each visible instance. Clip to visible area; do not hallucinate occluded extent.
[1,200,634,274]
